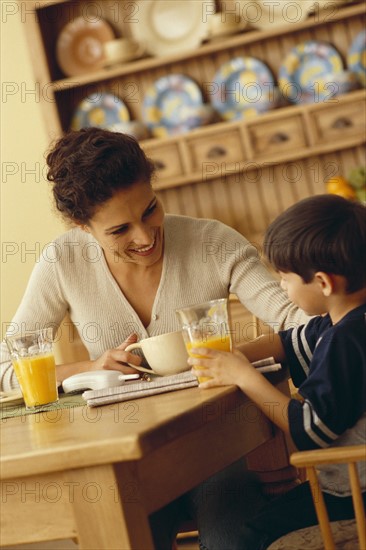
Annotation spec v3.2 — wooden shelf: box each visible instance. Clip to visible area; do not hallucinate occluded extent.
[144,89,366,190]
[47,3,366,90]
[22,0,366,240]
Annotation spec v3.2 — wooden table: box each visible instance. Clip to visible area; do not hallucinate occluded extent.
[0,381,291,549]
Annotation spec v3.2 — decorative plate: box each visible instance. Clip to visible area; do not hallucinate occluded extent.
[56,17,115,77]
[71,93,130,131]
[210,57,276,121]
[347,30,366,88]
[142,74,205,137]
[279,41,344,104]
[129,0,215,57]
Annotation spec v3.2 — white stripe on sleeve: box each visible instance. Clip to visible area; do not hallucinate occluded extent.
[291,327,310,376]
[300,327,313,363]
[311,402,338,441]
[303,401,328,447]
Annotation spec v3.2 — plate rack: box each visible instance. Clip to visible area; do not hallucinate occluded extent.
[21,0,365,243]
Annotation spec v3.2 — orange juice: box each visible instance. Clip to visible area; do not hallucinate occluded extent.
[186,335,231,382]
[12,353,58,408]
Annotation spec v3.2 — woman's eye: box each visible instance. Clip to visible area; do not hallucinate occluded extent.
[143,203,157,218]
[112,226,128,235]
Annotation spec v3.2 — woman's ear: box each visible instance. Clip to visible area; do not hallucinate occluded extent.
[314,272,333,296]
[75,223,90,233]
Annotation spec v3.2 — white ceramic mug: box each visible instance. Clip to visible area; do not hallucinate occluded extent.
[208,12,247,40]
[125,331,189,376]
[102,38,145,66]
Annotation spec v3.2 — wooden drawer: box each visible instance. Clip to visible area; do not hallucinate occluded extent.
[309,100,366,143]
[186,129,246,172]
[247,115,307,157]
[142,142,184,179]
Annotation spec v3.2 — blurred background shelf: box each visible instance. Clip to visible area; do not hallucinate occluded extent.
[22,0,366,254]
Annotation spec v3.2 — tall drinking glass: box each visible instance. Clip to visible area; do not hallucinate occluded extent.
[5,328,59,410]
[176,299,232,382]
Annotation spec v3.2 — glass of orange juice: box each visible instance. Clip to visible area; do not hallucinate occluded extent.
[176,299,232,383]
[5,328,59,410]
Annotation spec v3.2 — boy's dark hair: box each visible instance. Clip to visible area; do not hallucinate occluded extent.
[46,128,155,224]
[264,194,366,293]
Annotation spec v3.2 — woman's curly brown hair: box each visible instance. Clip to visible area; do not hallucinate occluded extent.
[46,128,155,224]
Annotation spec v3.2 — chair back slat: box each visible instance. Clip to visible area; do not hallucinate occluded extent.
[306,466,336,550]
[291,445,366,550]
[348,462,366,549]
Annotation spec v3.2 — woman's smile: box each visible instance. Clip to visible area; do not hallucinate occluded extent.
[86,181,165,267]
[127,235,157,256]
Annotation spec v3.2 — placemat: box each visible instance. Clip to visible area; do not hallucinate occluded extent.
[0,392,85,420]
[1,361,279,418]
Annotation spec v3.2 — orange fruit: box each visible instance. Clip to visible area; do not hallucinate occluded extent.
[326,176,356,199]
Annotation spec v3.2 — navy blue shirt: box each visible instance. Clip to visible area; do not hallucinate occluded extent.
[279,303,366,451]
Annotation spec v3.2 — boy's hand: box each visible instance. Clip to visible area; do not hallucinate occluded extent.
[188,347,258,388]
[189,346,291,434]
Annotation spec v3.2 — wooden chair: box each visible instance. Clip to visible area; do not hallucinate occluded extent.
[268,445,366,550]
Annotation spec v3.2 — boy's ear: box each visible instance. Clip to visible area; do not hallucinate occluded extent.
[314,272,333,296]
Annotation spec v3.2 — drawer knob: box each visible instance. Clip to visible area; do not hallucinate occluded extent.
[269,132,289,144]
[332,117,353,129]
[153,159,166,170]
[207,146,227,158]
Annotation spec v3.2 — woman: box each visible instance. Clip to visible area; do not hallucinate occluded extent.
[1,128,309,549]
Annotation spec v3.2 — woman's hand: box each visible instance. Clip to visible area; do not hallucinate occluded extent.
[90,333,142,373]
[188,347,260,389]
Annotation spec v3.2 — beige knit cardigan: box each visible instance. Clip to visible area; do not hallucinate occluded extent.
[1,214,309,390]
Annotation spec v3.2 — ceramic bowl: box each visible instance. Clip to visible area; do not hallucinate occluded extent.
[180,103,217,127]
[238,0,309,30]
[102,38,145,66]
[207,12,248,41]
[322,70,360,97]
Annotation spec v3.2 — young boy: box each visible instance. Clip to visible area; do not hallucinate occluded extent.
[189,194,366,548]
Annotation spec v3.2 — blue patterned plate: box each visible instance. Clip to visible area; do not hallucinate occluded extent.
[348,30,366,88]
[142,74,204,137]
[210,57,276,121]
[71,92,130,131]
[279,41,344,104]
